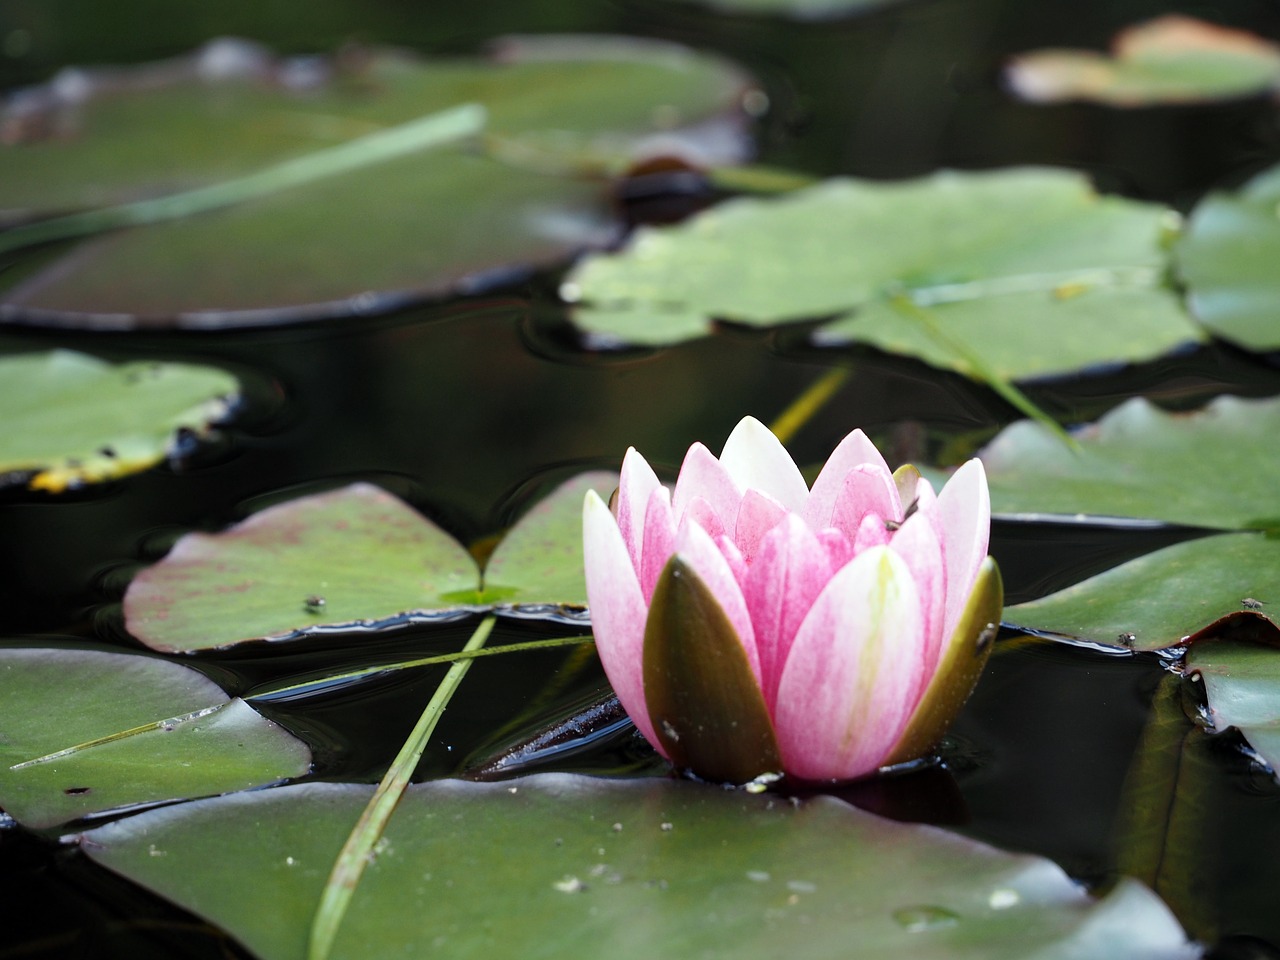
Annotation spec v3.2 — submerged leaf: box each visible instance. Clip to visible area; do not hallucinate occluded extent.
[0,37,753,327]
[0,647,309,828]
[1177,162,1280,352]
[0,349,237,491]
[124,473,612,652]
[566,168,1200,382]
[1006,16,1280,106]
[78,775,1197,960]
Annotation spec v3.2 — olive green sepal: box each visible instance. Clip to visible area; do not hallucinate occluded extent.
[884,557,1003,767]
[643,556,782,784]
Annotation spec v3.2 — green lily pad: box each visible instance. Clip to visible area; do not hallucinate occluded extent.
[1188,640,1280,773]
[1005,533,1280,651]
[1176,162,1280,352]
[0,349,237,491]
[1005,16,1280,106]
[77,775,1196,960]
[564,168,1201,381]
[124,473,614,652]
[983,394,1280,531]
[659,0,905,19]
[0,647,310,829]
[0,37,751,327]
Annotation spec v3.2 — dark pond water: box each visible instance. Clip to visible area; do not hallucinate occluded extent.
[6,0,1280,957]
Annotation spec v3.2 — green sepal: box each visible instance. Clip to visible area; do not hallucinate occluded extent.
[643,556,781,784]
[884,557,1003,766]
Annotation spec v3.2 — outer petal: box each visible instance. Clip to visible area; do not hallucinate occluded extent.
[804,429,892,529]
[887,510,946,703]
[583,490,662,752]
[718,416,809,513]
[934,458,991,642]
[638,485,676,604]
[734,488,788,563]
[674,518,761,683]
[672,443,741,533]
[616,447,662,572]
[774,546,925,781]
[744,514,833,712]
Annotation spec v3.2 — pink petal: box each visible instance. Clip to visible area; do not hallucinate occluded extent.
[734,488,788,563]
[804,429,892,529]
[818,528,854,570]
[638,485,676,604]
[674,518,762,683]
[852,513,891,553]
[718,417,809,513]
[583,490,662,752]
[934,459,991,641]
[830,464,901,539]
[682,496,726,540]
[773,546,925,781]
[744,514,833,712]
[616,448,662,573]
[715,535,749,594]
[887,511,946,705]
[672,443,741,534]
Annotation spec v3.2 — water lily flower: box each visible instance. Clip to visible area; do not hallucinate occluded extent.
[583,417,1001,784]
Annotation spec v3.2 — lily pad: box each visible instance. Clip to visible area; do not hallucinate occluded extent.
[0,37,752,327]
[1176,162,1280,352]
[0,349,237,491]
[1188,640,1280,773]
[1005,533,1280,651]
[124,473,614,652]
[0,647,310,829]
[983,394,1280,531]
[564,168,1201,381]
[1005,16,1280,106]
[77,775,1196,960]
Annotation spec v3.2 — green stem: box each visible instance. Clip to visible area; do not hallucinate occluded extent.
[248,633,594,702]
[307,614,495,960]
[0,102,487,256]
[769,367,850,446]
[887,292,1078,450]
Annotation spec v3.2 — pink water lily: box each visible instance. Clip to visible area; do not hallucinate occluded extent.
[583,416,1002,784]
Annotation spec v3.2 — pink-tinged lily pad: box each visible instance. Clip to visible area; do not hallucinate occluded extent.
[0,349,237,492]
[1006,16,1280,106]
[77,775,1197,960]
[0,36,753,328]
[124,473,614,652]
[0,646,310,828]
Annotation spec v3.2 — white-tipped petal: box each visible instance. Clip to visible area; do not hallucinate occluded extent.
[718,417,808,514]
[734,488,788,563]
[830,464,901,539]
[617,447,662,573]
[888,511,946,703]
[935,458,991,641]
[774,546,926,781]
[638,485,676,604]
[583,490,661,751]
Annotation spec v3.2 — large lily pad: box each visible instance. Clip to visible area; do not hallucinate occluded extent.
[1187,640,1280,774]
[124,473,615,652]
[0,647,309,828]
[77,775,1196,960]
[564,168,1201,381]
[1176,162,1280,352]
[0,349,237,491]
[0,37,752,327]
[983,394,1280,531]
[1005,16,1280,106]
[1005,533,1280,651]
